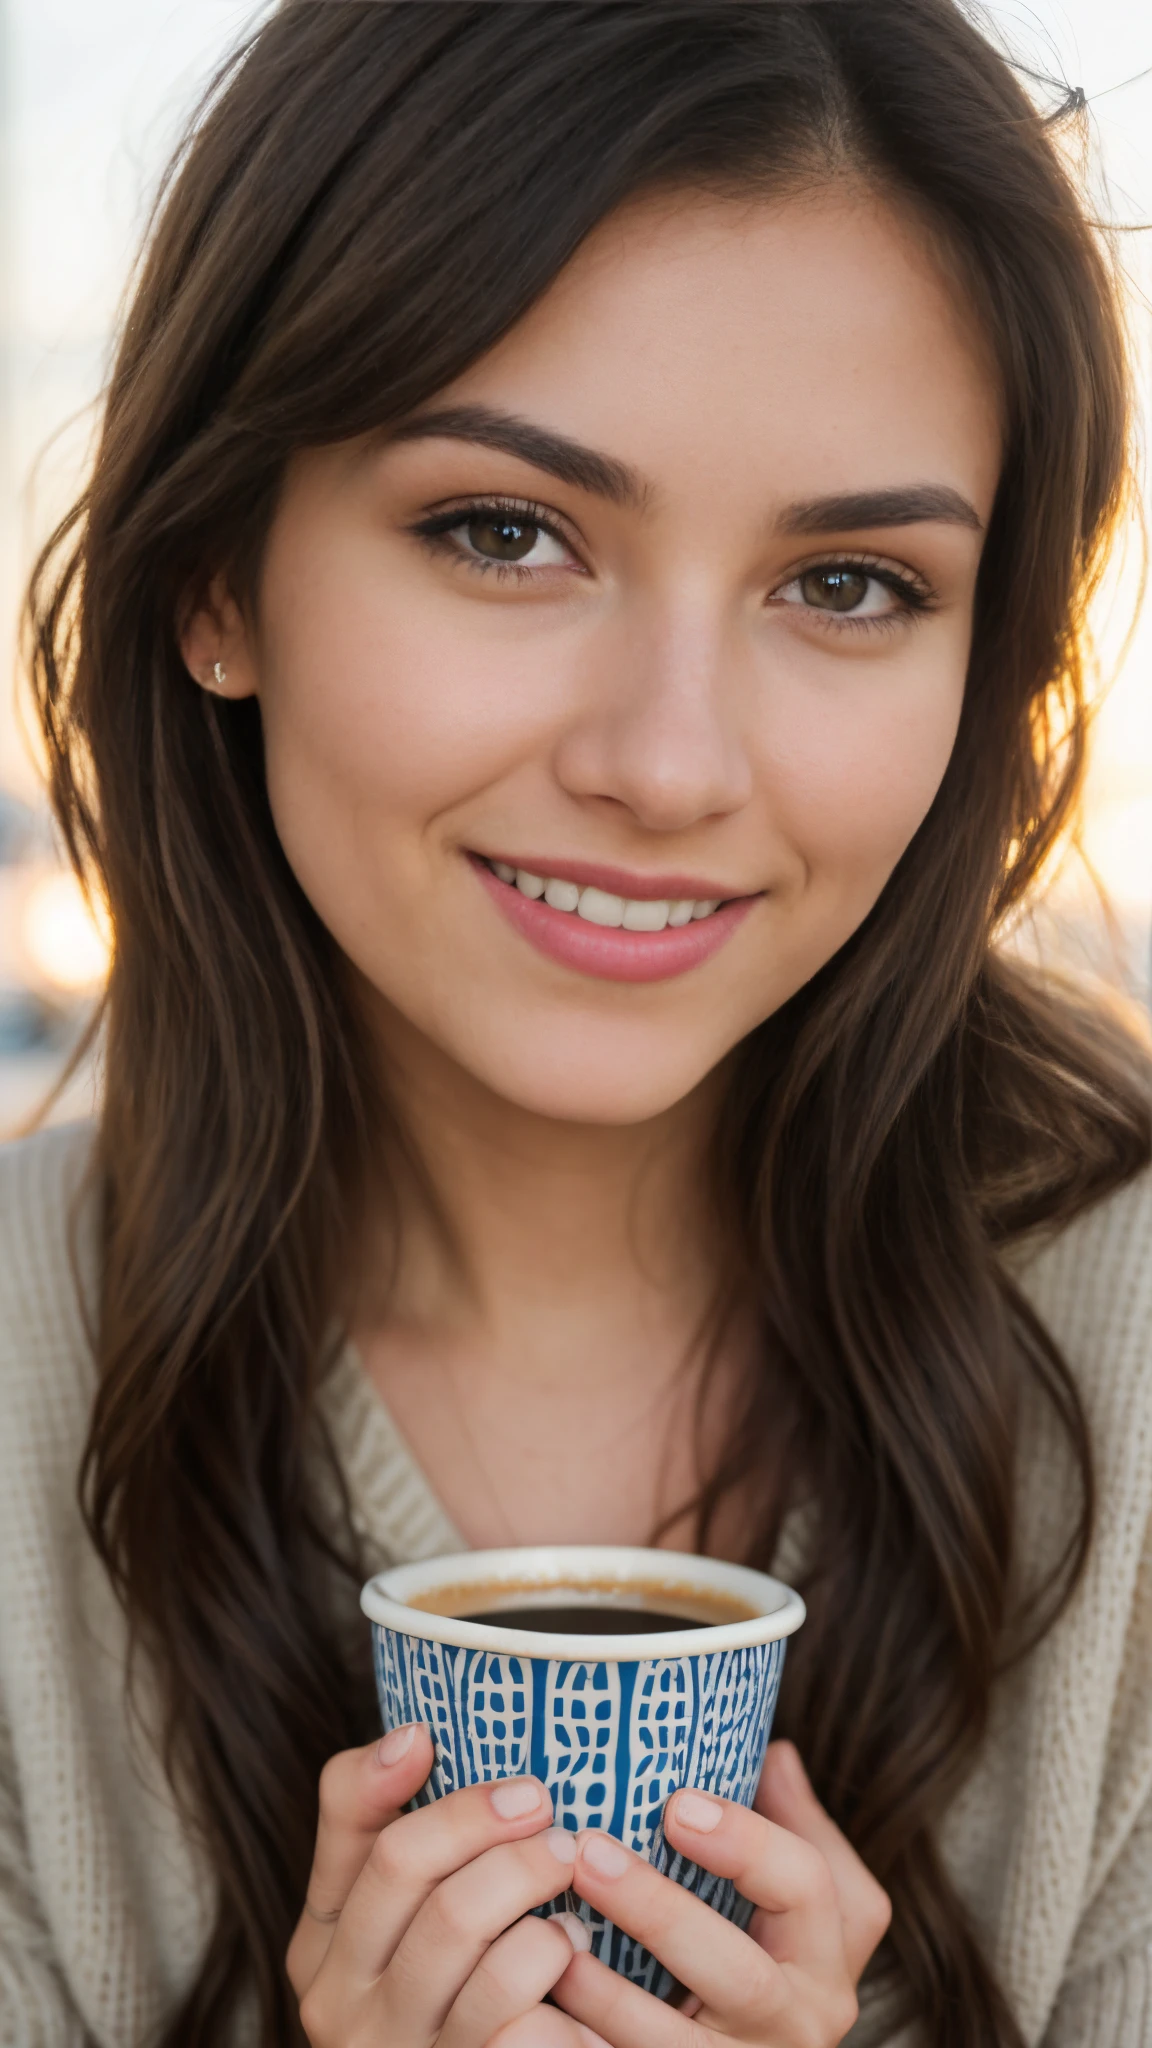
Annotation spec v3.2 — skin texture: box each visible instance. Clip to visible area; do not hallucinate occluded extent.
[183,184,1000,2045]
[284,1728,891,2048]
[189,185,997,1131]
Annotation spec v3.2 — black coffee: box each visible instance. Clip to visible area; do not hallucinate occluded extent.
[409,1575,760,1631]
[470,1603,708,1635]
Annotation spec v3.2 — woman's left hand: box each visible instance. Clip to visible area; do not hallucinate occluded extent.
[548,1741,890,2048]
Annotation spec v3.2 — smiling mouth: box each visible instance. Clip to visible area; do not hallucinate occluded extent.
[478,857,732,932]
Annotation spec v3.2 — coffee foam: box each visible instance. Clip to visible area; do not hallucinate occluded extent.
[406,1574,760,1628]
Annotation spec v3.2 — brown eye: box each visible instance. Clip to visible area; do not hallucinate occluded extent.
[800,567,871,611]
[466,514,539,561]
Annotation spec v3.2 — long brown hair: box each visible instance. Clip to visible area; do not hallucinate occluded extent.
[25,3,1151,2043]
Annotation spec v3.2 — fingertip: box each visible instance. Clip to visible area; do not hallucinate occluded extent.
[665,1787,725,1836]
[317,1732,425,1829]
[552,1908,594,1954]
[362,1720,433,1804]
[754,1736,807,1818]
[489,1775,552,1821]
[757,1738,808,1811]
[772,1738,806,1779]
[374,1721,423,1768]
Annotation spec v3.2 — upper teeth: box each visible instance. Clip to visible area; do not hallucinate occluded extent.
[489,860,721,929]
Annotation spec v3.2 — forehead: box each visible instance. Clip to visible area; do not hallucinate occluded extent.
[436,184,1002,521]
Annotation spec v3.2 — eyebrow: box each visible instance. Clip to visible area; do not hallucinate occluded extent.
[388,404,650,510]
[777,485,984,535]
[388,403,983,534]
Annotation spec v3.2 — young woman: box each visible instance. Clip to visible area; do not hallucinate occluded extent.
[2,2,1150,2044]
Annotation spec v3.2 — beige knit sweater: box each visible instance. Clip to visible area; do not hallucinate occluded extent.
[0,1121,1149,2048]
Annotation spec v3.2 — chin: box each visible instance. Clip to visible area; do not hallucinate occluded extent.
[456,1027,730,1127]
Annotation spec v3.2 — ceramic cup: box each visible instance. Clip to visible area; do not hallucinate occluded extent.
[361,1544,805,1997]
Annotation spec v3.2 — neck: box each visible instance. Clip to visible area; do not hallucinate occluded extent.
[347,997,754,1554]
[354,998,729,1355]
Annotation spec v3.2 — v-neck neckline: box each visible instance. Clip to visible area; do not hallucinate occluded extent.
[324,1339,814,1586]
[320,1341,465,1567]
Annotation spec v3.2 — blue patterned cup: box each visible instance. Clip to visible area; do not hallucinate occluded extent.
[361,1544,805,1997]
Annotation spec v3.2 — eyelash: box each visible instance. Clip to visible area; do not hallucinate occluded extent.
[410,497,576,582]
[777,553,936,635]
[409,495,936,628]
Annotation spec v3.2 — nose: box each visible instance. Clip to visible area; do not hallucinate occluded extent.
[552,600,754,833]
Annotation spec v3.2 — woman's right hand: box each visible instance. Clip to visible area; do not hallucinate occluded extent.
[286,1722,607,2047]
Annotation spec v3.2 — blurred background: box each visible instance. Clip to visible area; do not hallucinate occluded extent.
[0,0,1149,1136]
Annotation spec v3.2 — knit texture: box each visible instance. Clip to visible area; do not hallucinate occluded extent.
[0,1122,1149,2046]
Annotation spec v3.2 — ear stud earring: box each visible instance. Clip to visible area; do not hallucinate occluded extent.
[211,660,228,692]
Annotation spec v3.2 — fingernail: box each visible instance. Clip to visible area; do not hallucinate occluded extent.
[376,1724,417,1766]
[673,1790,723,1834]
[490,1778,546,1819]
[545,1825,577,1866]
[552,1908,593,1952]
[775,1741,808,1791]
[579,1831,631,1879]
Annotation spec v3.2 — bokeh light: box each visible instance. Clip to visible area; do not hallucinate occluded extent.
[21,871,111,995]
[0,0,1148,1137]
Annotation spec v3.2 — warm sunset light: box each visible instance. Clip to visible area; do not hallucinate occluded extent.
[22,871,112,994]
[1082,796,1152,914]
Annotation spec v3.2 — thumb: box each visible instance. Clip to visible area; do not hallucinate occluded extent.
[756,1743,891,1980]
[287,1722,433,1994]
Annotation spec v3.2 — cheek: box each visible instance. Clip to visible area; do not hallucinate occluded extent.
[757,649,965,894]
[255,541,564,854]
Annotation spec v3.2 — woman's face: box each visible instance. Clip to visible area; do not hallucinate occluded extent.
[192,186,1001,1125]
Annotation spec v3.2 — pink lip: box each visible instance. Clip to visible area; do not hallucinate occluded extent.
[478,853,742,902]
[469,855,757,984]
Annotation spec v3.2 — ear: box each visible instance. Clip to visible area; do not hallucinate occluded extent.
[179,572,258,700]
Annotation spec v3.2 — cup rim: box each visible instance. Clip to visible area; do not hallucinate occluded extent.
[361,1544,805,1661]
